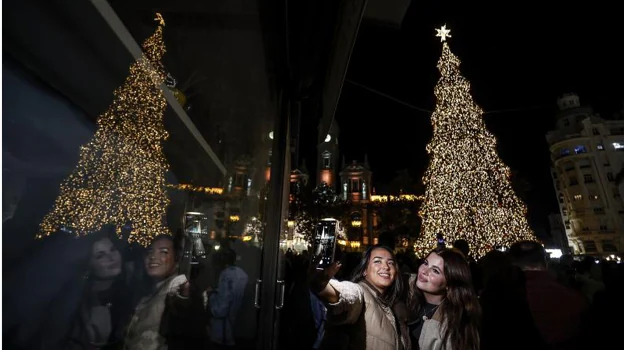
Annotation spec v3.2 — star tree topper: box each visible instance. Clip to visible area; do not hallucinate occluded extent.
[154,12,165,26]
[435,24,452,42]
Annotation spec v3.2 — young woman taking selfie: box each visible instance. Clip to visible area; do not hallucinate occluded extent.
[310,245,409,350]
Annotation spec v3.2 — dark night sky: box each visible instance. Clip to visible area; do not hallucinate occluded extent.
[301,3,624,230]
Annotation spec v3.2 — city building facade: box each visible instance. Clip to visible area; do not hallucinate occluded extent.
[547,93,624,256]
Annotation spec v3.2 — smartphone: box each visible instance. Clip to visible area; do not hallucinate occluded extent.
[436,233,446,248]
[314,219,337,270]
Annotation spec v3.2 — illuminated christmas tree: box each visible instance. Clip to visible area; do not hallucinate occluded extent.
[38,14,171,246]
[415,25,534,258]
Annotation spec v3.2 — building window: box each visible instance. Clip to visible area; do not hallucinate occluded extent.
[350,178,360,193]
[569,177,578,186]
[611,128,624,135]
[593,207,605,214]
[560,148,570,157]
[323,152,331,169]
[234,173,245,187]
[592,128,599,135]
[558,194,564,203]
[362,181,367,199]
[607,172,614,181]
[247,178,253,195]
[589,194,599,200]
[584,174,594,183]
[597,144,604,150]
[613,142,624,150]
[574,194,582,200]
[574,145,587,154]
[602,240,618,252]
[584,241,597,253]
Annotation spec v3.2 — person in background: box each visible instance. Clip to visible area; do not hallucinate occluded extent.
[309,290,327,350]
[574,256,605,304]
[478,250,547,350]
[451,239,481,292]
[206,247,249,349]
[508,240,587,350]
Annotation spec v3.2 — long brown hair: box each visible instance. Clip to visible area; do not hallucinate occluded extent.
[408,247,481,350]
[350,245,403,307]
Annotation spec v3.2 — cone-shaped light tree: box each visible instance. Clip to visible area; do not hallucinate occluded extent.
[39,14,171,246]
[415,25,535,258]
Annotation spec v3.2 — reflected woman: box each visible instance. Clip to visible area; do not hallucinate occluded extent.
[64,227,139,349]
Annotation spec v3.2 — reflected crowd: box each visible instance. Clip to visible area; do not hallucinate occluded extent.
[4,225,255,350]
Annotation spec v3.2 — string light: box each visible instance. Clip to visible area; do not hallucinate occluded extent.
[166,183,223,195]
[370,194,424,202]
[415,28,535,259]
[38,15,171,246]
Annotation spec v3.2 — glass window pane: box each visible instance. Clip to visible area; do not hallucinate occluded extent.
[3,1,288,349]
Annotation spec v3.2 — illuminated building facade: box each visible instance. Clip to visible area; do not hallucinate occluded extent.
[547,93,624,256]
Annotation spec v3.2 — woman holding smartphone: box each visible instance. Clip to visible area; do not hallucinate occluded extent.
[310,245,409,350]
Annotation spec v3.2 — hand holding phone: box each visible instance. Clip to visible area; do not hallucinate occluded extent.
[308,254,342,296]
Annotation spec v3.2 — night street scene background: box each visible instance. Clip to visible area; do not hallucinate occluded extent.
[3,1,624,350]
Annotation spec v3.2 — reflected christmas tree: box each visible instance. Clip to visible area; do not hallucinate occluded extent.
[39,14,171,246]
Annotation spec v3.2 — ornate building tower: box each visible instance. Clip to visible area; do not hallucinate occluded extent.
[339,156,372,203]
[317,121,340,190]
[339,156,373,245]
[290,161,310,202]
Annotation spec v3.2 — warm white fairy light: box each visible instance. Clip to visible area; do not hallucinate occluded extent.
[38,14,171,246]
[415,31,534,259]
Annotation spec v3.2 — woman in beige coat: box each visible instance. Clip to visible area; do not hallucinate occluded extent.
[124,235,193,350]
[406,247,481,350]
[311,245,409,350]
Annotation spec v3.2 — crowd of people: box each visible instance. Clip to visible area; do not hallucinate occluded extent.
[5,226,623,350]
[282,239,623,350]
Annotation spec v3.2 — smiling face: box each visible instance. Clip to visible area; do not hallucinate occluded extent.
[416,252,448,297]
[144,238,177,280]
[90,238,122,279]
[364,248,397,293]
